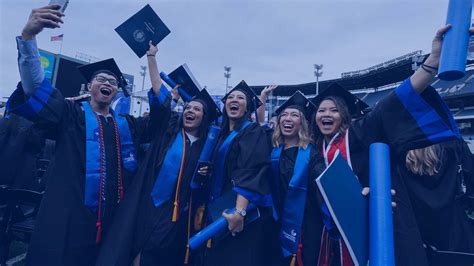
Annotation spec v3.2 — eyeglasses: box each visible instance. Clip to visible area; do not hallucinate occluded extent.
[94,76,119,86]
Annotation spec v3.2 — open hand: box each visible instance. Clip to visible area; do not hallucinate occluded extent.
[260,85,278,98]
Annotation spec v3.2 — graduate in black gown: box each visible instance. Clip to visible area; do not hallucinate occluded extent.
[96,42,222,266]
[5,5,166,265]
[0,113,45,191]
[399,139,474,264]
[203,81,273,266]
[309,25,466,266]
[264,91,326,266]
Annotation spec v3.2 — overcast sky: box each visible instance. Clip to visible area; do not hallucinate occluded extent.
[0,0,453,98]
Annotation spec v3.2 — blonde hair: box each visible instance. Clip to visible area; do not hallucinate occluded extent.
[272,109,312,149]
[405,144,442,176]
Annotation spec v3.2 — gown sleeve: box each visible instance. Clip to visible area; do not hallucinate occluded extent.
[351,78,461,154]
[230,123,273,206]
[125,85,172,144]
[6,79,71,140]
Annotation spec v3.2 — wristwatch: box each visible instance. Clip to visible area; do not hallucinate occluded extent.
[234,208,247,217]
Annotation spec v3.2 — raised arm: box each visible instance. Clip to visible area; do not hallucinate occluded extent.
[146,41,163,96]
[169,85,181,110]
[19,5,64,95]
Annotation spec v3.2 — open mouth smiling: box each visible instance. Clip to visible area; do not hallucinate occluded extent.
[229,103,239,111]
[321,118,334,126]
[100,87,112,96]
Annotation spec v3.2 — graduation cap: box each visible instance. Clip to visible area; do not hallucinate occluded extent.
[191,89,222,122]
[168,64,202,101]
[311,83,369,118]
[275,90,315,119]
[77,58,130,97]
[221,80,263,113]
[115,4,171,58]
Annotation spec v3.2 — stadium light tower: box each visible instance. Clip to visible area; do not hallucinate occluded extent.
[314,64,324,95]
[224,66,232,94]
[140,65,147,92]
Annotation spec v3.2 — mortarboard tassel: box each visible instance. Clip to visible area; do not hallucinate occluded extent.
[290,254,296,266]
[184,244,190,264]
[96,221,102,244]
[184,193,193,265]
[172,201,179,222]
[172,129,187,222]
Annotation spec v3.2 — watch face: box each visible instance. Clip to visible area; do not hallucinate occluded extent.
[241,209,247,216]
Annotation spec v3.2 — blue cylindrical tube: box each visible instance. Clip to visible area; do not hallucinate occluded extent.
[369,143,394,266]
[200,126,221,161]
[189,213,229,250]
[189,204,256,249]
[438,0,472,80]
[190,126,221,188]
[159,71,192,102]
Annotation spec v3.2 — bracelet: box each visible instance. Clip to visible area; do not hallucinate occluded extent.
[422,63,438,71]
[420,64,436,75]
[147,54,155,57]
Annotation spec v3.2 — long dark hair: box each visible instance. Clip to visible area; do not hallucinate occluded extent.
[157,99,210,166]
[310,95,352,147]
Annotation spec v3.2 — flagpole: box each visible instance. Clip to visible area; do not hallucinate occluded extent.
[59,38,64,55]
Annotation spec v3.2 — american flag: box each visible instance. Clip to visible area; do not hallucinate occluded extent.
[50,34,64,41]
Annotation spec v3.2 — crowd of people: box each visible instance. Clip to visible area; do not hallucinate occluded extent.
[1,4,474,266]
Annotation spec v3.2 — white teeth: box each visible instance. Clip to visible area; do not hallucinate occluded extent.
[321,118,334,126]
[282,122,293,129]
[229,103,239,111]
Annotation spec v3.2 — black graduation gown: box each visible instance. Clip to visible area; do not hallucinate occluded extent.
[97,100,206,266]
[398,139,474,264]
[315,79,460,266]
[270,146,326,266]
[0,113,44,191]
[204,122,273,266]
[138,132,204,266]
[6,81,161,266]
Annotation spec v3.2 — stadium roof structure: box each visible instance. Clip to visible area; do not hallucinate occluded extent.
[433,66,474,108]
[251,52,474,103]
[251,52,427,97]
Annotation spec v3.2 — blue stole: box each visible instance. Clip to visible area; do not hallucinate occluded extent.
[83,102,138,212]
[151,129,185,207]
[210,121,251,200]
[271,144,312,256]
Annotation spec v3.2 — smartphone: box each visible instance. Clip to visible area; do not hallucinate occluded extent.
[48,0,69,13]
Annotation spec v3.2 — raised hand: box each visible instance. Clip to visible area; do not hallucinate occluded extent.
[260,85,278,99]
[22,5,64,40]
[171,85,180,101]
[425,25,474,68]
[146,40,158,56]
